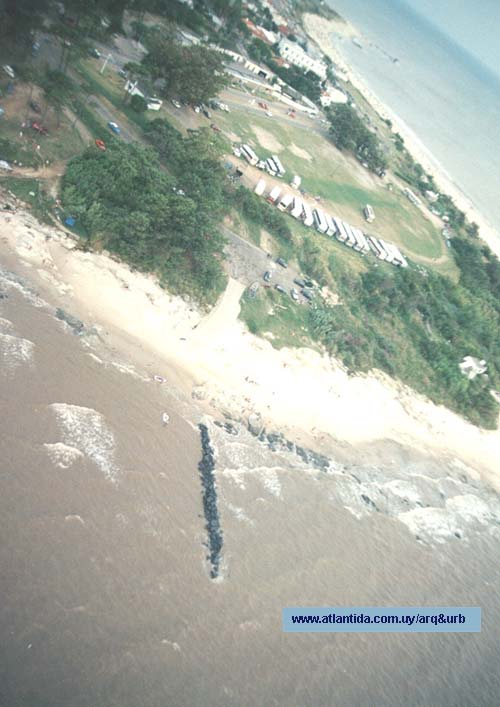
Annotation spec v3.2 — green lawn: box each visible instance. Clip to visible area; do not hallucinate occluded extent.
[240,287,319,350]
[0,175,55,223]
[216,105,452,270]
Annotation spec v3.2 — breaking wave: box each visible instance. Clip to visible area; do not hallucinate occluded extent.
[49,403,119,482]
[43,442,84,469]
[0,332,34,374]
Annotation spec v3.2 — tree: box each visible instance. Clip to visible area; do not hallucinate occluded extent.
[40,70,75,127]
[142,37,229,104]
[327,103,387,171]
[0,0,49,40]
[61,139,228,302]
[130,94,147,112]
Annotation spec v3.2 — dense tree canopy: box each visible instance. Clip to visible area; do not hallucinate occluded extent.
[141,37,229,104]
[61,139,227,301]
[327,103,387,172]
[0,0,49,40]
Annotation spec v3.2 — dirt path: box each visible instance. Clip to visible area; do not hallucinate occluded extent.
[190,277,245,344]
[63,107,93,145]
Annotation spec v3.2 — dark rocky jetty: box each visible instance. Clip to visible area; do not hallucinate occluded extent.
[258,430,331,471]
[197,423,223,579]
[55,308,85,334]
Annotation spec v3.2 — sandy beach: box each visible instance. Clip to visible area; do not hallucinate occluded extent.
[1,204,499,492]
[303,13,500,260]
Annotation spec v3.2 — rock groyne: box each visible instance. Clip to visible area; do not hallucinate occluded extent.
[197,423,223,579]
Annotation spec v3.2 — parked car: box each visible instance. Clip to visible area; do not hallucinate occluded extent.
[293,278,305,288]
[303,279,314,288]
[193,105,201,113]
[276,257,287,268]
[95,139,106,151]
[290,288,299,301]
[31,121,48,135]
[118,68,128,78]
[265,110,273,117]
[107,121,121,135]
[2,65,15,79]
[202,109,211,118]
[258,101,268,110]
[275,284,286,294]
[29,100,42,114]
[31,42,41,55]
[146,97,163,111]
[171,99,181,109]
[263,271,272,282]
[210,123,221,133]
[302,289,314,301]
[89,47,101,58]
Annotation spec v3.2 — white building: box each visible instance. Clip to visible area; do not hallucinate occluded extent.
[459,356,487,380]
[278,38,327,80]
[320,86,348,107]
[425,190,440,203]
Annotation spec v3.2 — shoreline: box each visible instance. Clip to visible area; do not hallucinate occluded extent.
[302,13,500,260]
[1,204,500,491]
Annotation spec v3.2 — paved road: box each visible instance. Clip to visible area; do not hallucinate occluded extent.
[221,85,325,134]
[89,95,140,144]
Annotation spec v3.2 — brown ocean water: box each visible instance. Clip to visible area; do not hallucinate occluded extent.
[1,265,499,707]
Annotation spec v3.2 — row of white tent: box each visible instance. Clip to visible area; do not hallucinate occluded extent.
[255,179,408,267]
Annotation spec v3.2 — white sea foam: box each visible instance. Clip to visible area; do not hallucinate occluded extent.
[87,353,104,364]
[220,465,283,498]
[49,403,119,482]
[0,332,34,373]
[44,442,84,469]
[110,361,150,382]
[225,502,255,526]
[0,317,14,332]
[445,495,496,526]
[0,269,46,308]
[397,507,461,543]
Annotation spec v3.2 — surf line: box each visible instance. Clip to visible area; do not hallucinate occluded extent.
[197,423,223,579]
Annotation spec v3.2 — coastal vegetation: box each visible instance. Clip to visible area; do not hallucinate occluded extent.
[138,36,230,105]
[326,103,387,173]
[309,255,500,429]
[61,138,228,303]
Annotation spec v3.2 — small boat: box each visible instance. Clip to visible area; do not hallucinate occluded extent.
[154,375,166,383]
[162,412,170,425]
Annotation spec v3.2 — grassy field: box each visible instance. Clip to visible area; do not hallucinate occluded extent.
[240,287,319,351]
[0,175,55,223]
[0,82,86,165]
[228,209,261,246]
[215,105,457,277]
